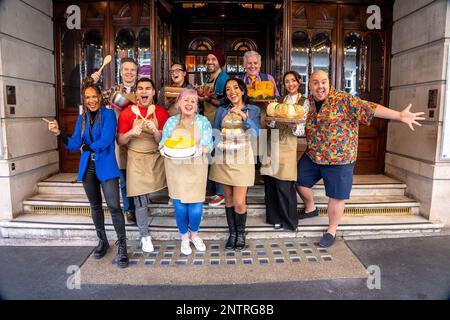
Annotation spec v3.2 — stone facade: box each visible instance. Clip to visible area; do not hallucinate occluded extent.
[0,0,58,219]
[387,0,450,226]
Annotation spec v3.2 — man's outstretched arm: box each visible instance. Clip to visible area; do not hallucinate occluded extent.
[374,104,425,131]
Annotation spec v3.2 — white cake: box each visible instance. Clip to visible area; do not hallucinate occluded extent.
[163,136,196,158]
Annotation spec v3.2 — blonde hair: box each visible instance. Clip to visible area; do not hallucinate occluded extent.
[175,88,199,113]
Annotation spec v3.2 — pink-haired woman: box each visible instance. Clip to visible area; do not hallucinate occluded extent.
[159,89,213,255]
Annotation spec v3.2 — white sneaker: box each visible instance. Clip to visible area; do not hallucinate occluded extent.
[180,239,192,255]
[141,236,154,253]
[190,237,206,252]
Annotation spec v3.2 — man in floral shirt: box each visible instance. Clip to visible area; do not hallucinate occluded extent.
[297,70,424,247]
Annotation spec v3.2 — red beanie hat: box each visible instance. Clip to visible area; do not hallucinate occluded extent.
[208,50,226,68]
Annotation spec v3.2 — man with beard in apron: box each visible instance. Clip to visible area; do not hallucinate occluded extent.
[210,78,260,251]
[200,51,230,207]
[160,89,213,256]
[118,78,169,252]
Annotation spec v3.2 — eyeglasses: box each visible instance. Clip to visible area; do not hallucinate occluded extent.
[169,69,184,75]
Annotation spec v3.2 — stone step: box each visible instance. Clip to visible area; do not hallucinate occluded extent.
[37,173,408,197]
[23,193,420,216]
[37,181,407,197]
[0,214,442,242]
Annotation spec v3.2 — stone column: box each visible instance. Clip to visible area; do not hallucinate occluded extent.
[387,0,450,226]
[0,0,58,220]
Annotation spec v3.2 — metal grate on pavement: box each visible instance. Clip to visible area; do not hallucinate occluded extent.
[110,239,334,267]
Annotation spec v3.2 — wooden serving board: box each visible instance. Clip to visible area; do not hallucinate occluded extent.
[265,116,306,124]
[250,99,278,103]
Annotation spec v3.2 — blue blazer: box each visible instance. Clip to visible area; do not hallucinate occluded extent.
[64,105,120,182]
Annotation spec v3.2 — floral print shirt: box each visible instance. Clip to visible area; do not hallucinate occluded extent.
[306,88,377,165]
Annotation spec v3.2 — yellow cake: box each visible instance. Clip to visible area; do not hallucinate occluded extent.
[247,81,275,100]
[164,136,196,158]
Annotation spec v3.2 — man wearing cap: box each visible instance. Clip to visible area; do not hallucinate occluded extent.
[200,51,230,124]
[201,50,230,207]
[90,57,138,223]
[238,50,280,98]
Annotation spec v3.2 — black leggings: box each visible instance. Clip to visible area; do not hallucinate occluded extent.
[82,159,126,240]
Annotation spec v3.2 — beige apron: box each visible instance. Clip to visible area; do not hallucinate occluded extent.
[163,95,179,117]
[210,110,255,187]
[260,132,298,181]
[260,94,304,181]
[203,81,216,125]
[126,108,166,197]
[166,101,178,117]
[164,119,208,203]
[112,88,136,170]
[114,108,129,170]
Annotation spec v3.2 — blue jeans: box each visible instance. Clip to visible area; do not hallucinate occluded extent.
[120,169,135,213]
[206,179,223,196]
[173,199,203,235]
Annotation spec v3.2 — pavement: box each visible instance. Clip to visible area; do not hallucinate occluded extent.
[0,235,450,300]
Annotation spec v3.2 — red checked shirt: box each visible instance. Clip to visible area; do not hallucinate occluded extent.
[306,88,377,165]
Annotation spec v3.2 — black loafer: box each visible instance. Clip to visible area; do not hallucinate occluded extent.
[319,232,336,248]
[298,208,318,220]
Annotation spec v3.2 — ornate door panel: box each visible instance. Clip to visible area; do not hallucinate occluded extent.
[54,2,107,173]
[54,0,161,172]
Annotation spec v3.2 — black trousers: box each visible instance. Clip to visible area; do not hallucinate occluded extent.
[82,159,126,240]
[264,175,298,230]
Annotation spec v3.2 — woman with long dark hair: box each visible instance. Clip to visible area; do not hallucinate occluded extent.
[45,83,129,268]
[261,71,309,230]
[209,78,260,251]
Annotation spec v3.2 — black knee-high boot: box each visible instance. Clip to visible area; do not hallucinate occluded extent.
[235,212,247,251]
[225,207,237,250]
[91,209,109,259]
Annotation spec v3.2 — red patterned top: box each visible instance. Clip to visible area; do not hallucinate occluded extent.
[306,88,377,165]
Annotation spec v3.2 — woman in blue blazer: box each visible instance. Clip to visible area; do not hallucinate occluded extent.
[46,84,128,268]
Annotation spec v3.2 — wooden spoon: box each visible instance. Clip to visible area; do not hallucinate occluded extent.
[97,55,112,74]
[131,104,155,124]
[131,105,146,122]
